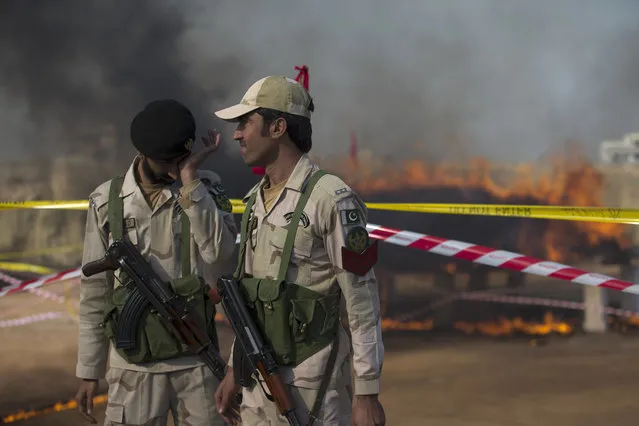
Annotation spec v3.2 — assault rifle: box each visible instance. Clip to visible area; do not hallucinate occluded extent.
[209,276,302,426]
[81,239,227,382]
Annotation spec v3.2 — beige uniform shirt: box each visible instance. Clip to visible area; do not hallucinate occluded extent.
[76,156,238,380]
[233,154,384,395]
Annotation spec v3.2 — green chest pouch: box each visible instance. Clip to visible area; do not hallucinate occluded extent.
[101,176,219,364]
[235,170,341,367]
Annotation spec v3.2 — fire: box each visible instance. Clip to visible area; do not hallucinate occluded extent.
[215,309,572,337]
[454,311,574,337]
[321,145,629,263]
[2,394,108,423]
[444,263,456,274]
[608,314,639,333]
[381,318,434,331]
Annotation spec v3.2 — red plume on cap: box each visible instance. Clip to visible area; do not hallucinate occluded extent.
[294,65,309,90]
[250,65,309,177]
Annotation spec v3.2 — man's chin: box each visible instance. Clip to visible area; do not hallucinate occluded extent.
[154,175,176,185]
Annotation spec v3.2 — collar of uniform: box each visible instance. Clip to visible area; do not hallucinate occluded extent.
[121,156,176,208]
[242,180,264,203]
[240,154,316,203]
[283,153,316,193]
[120,157,140,198]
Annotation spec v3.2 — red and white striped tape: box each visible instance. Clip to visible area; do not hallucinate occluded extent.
[0,268,81,298]
[459,292,639,318]
[1,271,66,302]
[27,288,66,303]
[1,223,636,298]
[0,311,66,328]
[0,271,22,287]
[365,223,639,294]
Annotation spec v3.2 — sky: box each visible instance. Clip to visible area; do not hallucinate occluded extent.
[2,0,639,164]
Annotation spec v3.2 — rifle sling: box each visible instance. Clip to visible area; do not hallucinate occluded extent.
[107,176,192,278]
[235,170,341,423]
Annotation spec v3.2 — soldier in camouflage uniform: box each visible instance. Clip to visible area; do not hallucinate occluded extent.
[213,77,386,425]
[74,100,238,426]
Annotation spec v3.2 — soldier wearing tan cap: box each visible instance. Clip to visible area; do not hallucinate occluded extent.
[75,99,237,426]
[213,77,386,426]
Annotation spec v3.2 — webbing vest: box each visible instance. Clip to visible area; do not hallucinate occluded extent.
[101,176,219,364]
[235,170,342,423]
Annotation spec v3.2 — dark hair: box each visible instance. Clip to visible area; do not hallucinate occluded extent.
[255,107,313,153]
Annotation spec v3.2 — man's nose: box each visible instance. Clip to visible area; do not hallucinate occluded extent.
[233,128,243,141]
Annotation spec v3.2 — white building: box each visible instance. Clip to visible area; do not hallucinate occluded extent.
[600,133,639,164]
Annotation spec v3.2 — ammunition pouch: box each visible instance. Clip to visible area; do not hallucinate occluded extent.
[102,175,218,365]
[233,169,343,421]
[103,273,218,364]
[239,277,340,366]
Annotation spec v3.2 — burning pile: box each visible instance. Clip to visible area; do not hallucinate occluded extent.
[322,144,630,265]
[454,311,574,337]
[1,394,108,424]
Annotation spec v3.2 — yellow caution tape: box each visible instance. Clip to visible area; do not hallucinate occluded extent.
[0,261,56,275]
[0,200,89,210]
[4,199,639,225]
[0,199,246,210]
[0,244,84,260]
[363,203,639,225]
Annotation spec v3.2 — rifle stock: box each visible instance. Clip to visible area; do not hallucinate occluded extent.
[81,239,227,381]
[213,276,302,426]
[256,361,296,414]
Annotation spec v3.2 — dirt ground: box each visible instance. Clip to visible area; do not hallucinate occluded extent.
[2,279,639,426]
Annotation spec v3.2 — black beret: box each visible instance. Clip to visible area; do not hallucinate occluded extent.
[130,99,196,161]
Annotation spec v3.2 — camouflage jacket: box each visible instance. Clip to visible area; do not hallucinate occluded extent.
[231,154,384,395]
[75,156,237,379]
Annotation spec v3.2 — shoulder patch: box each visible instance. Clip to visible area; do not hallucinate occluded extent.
[341,209,362,226]
[345,225,369,253]
[335,188,349,196]
[213,193,233,213]
[210,181,227,196]
[200,176,232,213]
[342,239,378,276]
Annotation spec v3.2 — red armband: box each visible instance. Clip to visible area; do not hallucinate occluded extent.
[342,240,378,276]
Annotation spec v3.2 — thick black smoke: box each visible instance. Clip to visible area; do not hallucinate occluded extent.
[3,0,639,195]
[0,0,254,197]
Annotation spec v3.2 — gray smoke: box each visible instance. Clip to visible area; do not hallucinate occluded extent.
[187,0,639,162]
[2,0,639,171]
[0,0,244,163]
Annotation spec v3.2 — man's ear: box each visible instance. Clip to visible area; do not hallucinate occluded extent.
[269,117,287,139]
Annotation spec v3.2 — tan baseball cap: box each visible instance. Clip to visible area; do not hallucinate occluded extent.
[214,76,313,121]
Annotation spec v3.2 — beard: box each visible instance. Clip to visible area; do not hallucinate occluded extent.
[140,157,176,185]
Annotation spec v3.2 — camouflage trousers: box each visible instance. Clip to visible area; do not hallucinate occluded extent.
[240,383,352,426]
[103,366,227,426]
[240,356,353,426]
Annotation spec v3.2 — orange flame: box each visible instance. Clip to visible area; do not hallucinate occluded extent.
[381,318,434,331]
[321,146,628,263]
[2,394,108,423]
[454,311,574,336]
